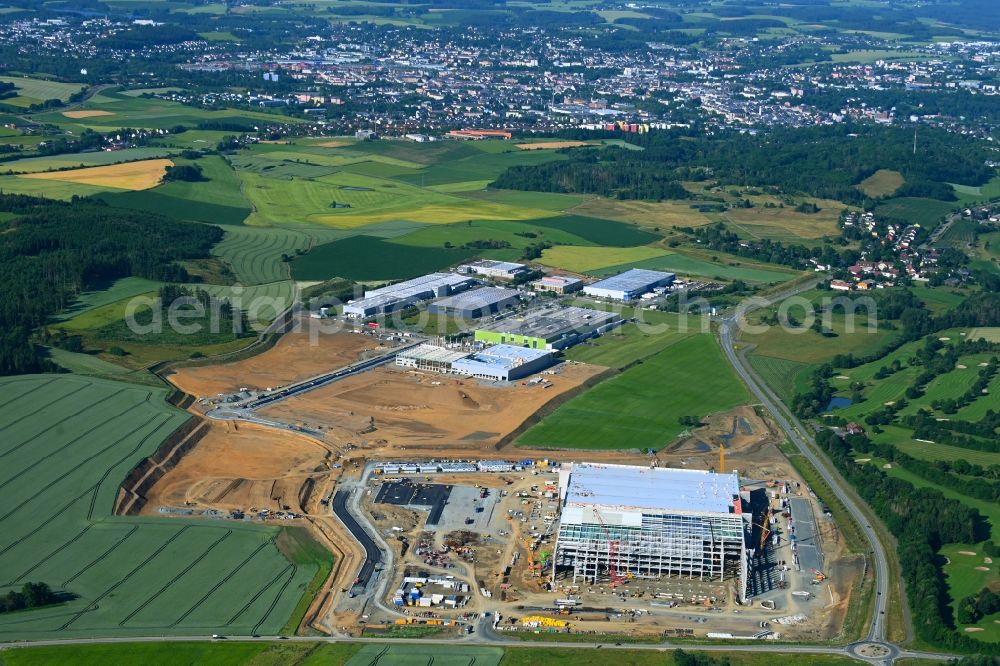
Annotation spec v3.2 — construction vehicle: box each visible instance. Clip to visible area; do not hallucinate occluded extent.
[812,568,826,582]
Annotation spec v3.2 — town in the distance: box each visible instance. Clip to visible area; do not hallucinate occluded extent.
[0,1,998,665]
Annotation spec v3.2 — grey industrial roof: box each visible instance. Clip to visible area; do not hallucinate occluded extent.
[585,268,674,294]
[431,287,519,310]
[564,463,739,515]
[479,305,620,339]
[364,272,474,299]
[397,344,470,364]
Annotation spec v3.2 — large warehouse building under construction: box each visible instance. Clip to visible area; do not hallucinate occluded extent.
[553,463,752,601]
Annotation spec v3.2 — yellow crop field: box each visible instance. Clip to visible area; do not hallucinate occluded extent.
[538,245,667,273]
[62,110,115,119]
[23,158,173,190]
[969,327,1000,343]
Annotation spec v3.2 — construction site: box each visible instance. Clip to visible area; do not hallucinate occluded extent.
[144,310,864,642]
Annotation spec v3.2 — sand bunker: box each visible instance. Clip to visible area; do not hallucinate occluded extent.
[959,550,977,556]
[965,627,984,633]
[975,566,990,571]
[882,463,892,469]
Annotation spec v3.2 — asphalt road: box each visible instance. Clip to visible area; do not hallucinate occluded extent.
[331,490,381,592]
[716,279,894,648]
[0,633,956,662]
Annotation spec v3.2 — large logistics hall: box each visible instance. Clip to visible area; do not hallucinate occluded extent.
[583,268,675,301]
[553,463,752,601]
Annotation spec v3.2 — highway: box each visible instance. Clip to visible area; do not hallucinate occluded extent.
[716,280,895,651]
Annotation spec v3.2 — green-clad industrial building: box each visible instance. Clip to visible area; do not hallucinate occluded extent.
[473,305,622,350]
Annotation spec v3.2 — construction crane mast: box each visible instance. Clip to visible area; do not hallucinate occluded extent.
[593,509,626,588]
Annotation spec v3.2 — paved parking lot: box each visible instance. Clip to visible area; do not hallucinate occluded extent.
[790,497,822,573]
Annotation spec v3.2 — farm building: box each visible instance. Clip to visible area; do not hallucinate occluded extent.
[583,268,675,301]
[427,287,521,319]
[474,305,623,350]
[451,344,553,381]
[553,463,751,601]
[395,345,470,373]
[457,259,527,280]
[532,275,583,294]
[343,273,477,318]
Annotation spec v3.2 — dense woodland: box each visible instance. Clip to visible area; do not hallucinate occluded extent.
[0,194,222,375]
[494,125,991,205]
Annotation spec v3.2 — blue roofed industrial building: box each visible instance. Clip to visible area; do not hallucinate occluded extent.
[451,344,553,381]
[583,268,675,301]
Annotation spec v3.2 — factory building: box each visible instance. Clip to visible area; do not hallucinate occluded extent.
[427,287,521,319]
[395,344,470,373]
[474,305,623,350]
[583,268,675,301]
[553,463,751,601]
[457,259,526,280]
[532,275,583,294]
[342,273,477,318]
[451,344,553,382]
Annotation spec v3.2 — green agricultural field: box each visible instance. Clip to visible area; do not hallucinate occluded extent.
[347,644,504,666]
[292,235,476,282]
[518,334,749,450]
[0,147,179,174]
[748,354,810,404]
[30,95,298,133]
[538,245,667,273]
[53,290,259,367]
[0,174,119,199]
[593,252,797,284]
[528,214,660,246]
[0,76,84,107]
[564,311,702,369]
[456,188,589,211]
[858,169,904,198]
[874,197,956,231]
[99,155,252,226]
[951,175,1000,205]
[938,218,977,250]
[239,170,555,228]
[0,375,326,639]
[53,277,164,322]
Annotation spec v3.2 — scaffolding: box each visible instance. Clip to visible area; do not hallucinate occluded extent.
[552,463,752,601]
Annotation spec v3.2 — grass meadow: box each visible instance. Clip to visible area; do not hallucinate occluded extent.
[518,334,748,450]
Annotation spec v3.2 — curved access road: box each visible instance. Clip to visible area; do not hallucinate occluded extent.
[716,280,897,651]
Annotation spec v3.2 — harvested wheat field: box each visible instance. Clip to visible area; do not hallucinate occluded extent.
[314,139,352,148]
[516,141,593,150]
[258,362,605,451]
[140,421,335,515]
[169,326,390,399]
[61,109,115,119]
[23,158,173,190]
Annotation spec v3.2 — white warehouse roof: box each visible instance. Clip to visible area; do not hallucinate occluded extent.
[562,463,740,515]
